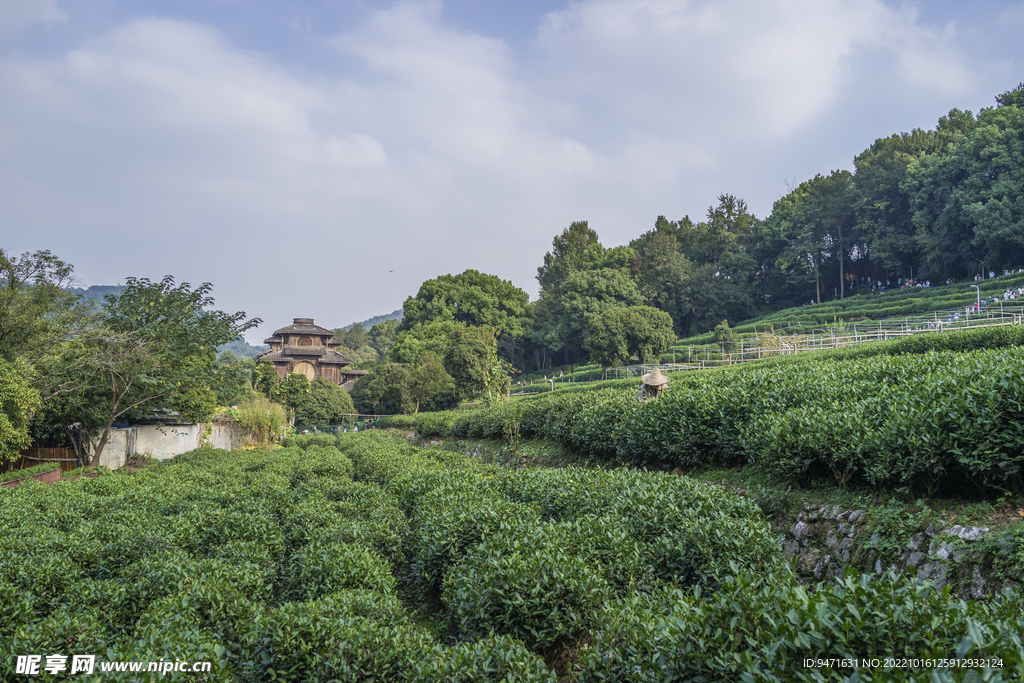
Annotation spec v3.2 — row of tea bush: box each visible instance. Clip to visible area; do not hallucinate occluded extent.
[413,345,1024,495]
[5,433,1023,680]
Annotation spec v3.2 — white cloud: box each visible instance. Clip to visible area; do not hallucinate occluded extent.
[533,0,973,141]
[0,0,998,339]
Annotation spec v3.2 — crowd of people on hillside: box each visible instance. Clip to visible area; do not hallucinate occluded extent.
[804,269,1024,306]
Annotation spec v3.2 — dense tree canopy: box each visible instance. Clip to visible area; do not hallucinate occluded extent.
[400,270,530,339]
[584,306,675,367]
[293,377,356,426]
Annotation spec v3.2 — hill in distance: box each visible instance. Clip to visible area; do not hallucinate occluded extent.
[340,308,403,331]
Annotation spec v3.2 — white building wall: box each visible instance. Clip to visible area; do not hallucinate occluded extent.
[86,419,242,469]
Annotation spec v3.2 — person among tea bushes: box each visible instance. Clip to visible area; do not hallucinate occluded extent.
[638,367,669,403]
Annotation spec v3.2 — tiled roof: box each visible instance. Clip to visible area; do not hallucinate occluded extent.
[273,317,336,336]
[263,335,283,345]
[318,350,354,365]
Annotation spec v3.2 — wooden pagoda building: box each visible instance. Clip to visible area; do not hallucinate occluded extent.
[256,318,367,391]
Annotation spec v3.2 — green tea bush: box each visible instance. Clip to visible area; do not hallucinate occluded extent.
[248,591,433,682]
[444,520,612,649]
[3,435,1022,680]
[376,414,416,430]
[0,461,61,483]
[289,541,396,599]
[430,635,556,682]
[417,346,1024,494]
[407,483,540,593]
[577,569,1024,682]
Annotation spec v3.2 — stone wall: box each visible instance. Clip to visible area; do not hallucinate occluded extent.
[783,503,1014,598]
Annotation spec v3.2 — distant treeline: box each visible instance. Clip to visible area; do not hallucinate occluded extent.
[516,82,1024,366]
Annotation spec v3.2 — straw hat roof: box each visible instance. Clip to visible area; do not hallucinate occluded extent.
[642,367,669,386]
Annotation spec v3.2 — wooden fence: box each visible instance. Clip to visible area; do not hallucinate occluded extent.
[9,447,82,474]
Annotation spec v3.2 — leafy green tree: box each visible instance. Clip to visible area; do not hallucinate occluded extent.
[350,363,413,415]
[82,276,259,464]
[996,82,1024,108]
[293,378,355,426]
[853,129,936,278]
[633,227,691,335]
[409,351,455,413]
[368,319,400,357]
[712,319,738,353]
[536,221,603,297]
[387,320,465,365]
[400,270,531,341]
[253,360,282,398]
[584,306,675,367]
[531,221,639,365]
[674,195,759,333]
[0,358,40,464]
[907,105,1023,277]
[443,326,510,399]
[335,323,369,350]
[0,249,84,364]
[275,372,311,413]
[537,268,644,363]
[210,351,253,406]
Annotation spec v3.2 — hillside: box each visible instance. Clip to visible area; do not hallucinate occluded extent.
[341,308,403,331]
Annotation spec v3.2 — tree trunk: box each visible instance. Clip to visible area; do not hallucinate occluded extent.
[814,255,821,304]
[838,221,845,300]
[90,422,114,466]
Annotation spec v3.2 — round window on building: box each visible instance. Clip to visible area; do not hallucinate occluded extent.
[293,361,317,381]
[297,335,313,347]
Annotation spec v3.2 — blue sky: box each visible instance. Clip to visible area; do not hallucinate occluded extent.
[2,0,1022,342]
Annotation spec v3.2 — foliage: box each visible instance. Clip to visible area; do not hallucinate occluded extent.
[409,351,455,414]
[0,249,84,364]
[1,434,1022,679]
[293,377,356,427]
[64,276,261,465]
[210,351,254,406]
[0,358,40,464]
[252,360,281,399]
[400,269,531,340]
[577,569,1023,681]
[0,461,60,483]
[443,326,510,398]
[415,344,1024,496]
[585,306,676,366]
[233,395,288,446]
[712,319,738,352]
[350,362,413,415]
[387,320,465,366]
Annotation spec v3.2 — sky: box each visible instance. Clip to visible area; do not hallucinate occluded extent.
[2,0,1023,343]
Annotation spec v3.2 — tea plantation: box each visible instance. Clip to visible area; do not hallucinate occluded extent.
[3,432,1021,681]
[414,343,1024,497]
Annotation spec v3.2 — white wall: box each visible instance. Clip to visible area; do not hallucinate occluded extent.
[208,421,244,451]
[135,424,202,460]
[86,420,242,469]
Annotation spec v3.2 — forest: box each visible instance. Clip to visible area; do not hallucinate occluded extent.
[338,82,1024,410]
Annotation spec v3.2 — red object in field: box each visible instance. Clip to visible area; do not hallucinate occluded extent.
[1,468,63,488]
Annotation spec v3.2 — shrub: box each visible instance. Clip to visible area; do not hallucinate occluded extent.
[443,521,611,649]
[290,541,396,599]
[577,569,1024,682]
